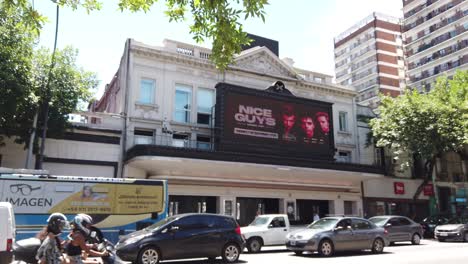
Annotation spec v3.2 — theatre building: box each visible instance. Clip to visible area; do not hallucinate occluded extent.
[95,37,385,225]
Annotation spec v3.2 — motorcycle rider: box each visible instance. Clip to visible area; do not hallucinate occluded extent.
[66,214,109,264]
[36,212,69,264]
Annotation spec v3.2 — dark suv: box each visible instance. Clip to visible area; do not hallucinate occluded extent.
[116,213,245,264]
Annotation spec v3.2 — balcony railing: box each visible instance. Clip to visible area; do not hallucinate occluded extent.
[404,0,462,31]
[408,39,468,70]
[127,134,385,174]
[415,25,466,54]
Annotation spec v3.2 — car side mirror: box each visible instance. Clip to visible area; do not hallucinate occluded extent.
[385,223,392,228]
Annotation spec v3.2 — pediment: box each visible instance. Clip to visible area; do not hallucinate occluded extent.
[233,47,298,79]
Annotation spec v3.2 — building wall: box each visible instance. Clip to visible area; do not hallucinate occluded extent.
[334,12,406,109]
[402,0,468,91]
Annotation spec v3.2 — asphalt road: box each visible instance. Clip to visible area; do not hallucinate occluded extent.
[11,239,468,264]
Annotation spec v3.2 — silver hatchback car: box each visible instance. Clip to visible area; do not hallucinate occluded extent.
[369,215,423,245]
[285,217,388,257]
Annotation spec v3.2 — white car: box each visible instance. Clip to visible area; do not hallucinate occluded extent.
[434,216,468,242]
[241,214,299,253]
[0,202,15,264]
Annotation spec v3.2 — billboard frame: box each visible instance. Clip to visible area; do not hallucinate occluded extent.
[214,82,336,161]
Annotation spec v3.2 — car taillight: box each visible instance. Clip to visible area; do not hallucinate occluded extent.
[235,225,242,235]
[6,238,13,252]
[384,228,388,235]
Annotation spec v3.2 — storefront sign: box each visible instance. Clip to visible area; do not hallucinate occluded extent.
[423,184,434,196]
[394,182,405,195]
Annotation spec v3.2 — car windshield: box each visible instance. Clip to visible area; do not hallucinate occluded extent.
[144,216,177,230]
[249,216,270,226]
[369,217,388,226]
[447,217,468,224]
[307,218,339,230]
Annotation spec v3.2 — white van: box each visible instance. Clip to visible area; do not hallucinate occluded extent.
[0,202,15,263]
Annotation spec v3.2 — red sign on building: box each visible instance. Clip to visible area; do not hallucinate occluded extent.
[394,182,405,195]
[423,184,434,196]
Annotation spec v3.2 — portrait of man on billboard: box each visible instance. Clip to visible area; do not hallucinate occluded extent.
[299,112,318,143]
[281,104,297,142]
[315,112,330,136]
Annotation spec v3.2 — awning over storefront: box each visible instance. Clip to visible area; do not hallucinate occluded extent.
[127,156,384,192]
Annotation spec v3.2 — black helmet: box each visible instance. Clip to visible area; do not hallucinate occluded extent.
[72,214,93,235]
[47,213,69,235]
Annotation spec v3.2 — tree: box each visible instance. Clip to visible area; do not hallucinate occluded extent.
[0,2,98,158]
[0,3,37,146]
[370,70,468,201]
[4,0,268,71]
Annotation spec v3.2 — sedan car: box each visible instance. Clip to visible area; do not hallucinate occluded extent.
[286,217,388,257]
[116,213,245,264]
[434,216,468,242]
[369,215,423,245]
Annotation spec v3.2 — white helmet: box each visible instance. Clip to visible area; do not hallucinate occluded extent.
[72,214,93,235]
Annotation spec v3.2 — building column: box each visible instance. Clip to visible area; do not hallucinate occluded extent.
[330,199,344,216]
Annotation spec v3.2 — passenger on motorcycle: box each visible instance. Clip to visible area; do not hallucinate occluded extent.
[36,213,69,264]
[66,214,109,264]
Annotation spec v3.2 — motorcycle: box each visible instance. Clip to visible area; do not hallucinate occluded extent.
[12,235,123,264]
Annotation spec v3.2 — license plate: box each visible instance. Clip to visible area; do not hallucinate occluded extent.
[440,233,448,236]
[290,241,296,246]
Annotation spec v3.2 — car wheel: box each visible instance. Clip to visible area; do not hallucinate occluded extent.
[294,251,303,255]
[222,243,240,263]
[318,239,334,257]
[371,238,384,254]
[247,238,262,253]
[137,246,160,264]
[411,233,421,245]
[464,232,468,242]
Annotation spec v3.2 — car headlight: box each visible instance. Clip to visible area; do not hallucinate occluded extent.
[123,235,145,245]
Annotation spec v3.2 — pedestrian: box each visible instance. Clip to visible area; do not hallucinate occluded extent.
[313,213,320,222]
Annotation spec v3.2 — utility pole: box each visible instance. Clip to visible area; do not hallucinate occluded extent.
[37,3,59,169]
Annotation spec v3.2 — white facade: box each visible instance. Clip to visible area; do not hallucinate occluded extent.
[95,38,386,224]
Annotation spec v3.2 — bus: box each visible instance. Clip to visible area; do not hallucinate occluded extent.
[0,168,168,243]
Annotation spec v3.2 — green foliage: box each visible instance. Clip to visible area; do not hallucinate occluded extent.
[0,3,36,145]
[0,3,98,149]
[370,71,468,170]
[2,0,268,71]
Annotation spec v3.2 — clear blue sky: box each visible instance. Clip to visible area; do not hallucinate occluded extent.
[35,0,403,99]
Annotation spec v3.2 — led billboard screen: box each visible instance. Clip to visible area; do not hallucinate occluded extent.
[215,82,335,160]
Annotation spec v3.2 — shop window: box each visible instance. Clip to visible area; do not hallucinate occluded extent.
[197,88,214,125]
[134,129,154,145]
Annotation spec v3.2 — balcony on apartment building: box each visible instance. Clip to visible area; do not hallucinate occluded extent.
[409,55,468,83]
[404,0,439,20]
[408,39,468,70]
[405,9,466,44]
[404,0,464,32]
[125,132,384,175]
[413,24,467,54]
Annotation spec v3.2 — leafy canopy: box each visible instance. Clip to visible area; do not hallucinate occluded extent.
[370,70,468,169]
[5,0,269,71]
[0,3,98,148]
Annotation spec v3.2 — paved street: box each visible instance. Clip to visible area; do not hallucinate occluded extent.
[136,239,466,264]
[12,239,468,264]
